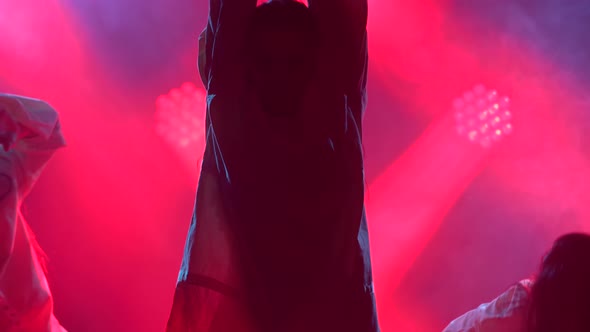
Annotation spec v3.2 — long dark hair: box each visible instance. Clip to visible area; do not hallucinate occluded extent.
[527,233,590,332]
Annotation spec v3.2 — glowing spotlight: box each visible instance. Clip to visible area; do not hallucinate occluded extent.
[155,82,207,180]
[453,85,513,148]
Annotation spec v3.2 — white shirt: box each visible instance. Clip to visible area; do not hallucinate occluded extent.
[0,94,67,332]
[443,279,532,332]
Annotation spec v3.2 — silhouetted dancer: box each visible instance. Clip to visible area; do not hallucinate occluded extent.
[167,1,378,331]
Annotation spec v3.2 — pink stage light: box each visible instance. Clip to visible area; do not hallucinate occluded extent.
[454,84,513,148]
[155,82,206,179]
[368,84,513,331]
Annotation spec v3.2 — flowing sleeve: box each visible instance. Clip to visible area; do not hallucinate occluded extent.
[0,93,64,278]
[443,280,531,332]
[169,2,257,328]
[167,169,254,332]
[0,94,65,196]
[203,0,257,183]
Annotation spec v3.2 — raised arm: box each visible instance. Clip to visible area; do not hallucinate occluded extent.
[308,0,368,117]
[205,0,258,90]
[442,281,530,332]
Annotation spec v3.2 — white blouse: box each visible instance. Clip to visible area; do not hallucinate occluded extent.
[443,279,532,332]
[0,94,67,332]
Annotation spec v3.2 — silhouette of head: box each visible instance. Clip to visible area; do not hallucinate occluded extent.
[528,232,590,332]
[246,0,319,116]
